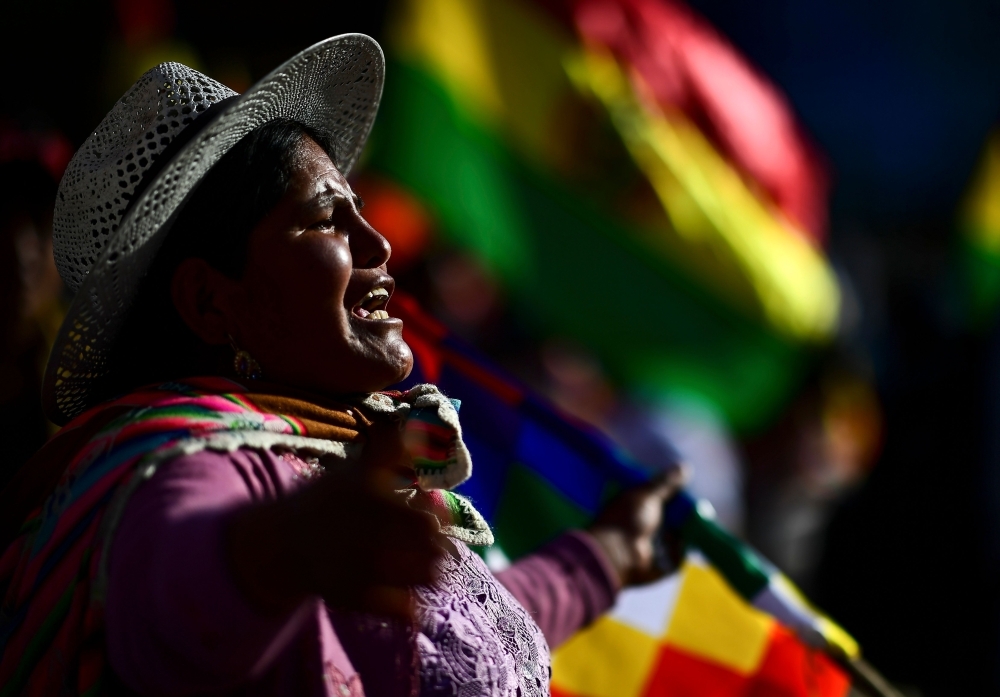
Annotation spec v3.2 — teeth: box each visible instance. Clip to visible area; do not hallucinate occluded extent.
[369,310,390,320]
[364,288,389,302]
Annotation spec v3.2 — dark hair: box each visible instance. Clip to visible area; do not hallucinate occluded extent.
[101,118,337,399]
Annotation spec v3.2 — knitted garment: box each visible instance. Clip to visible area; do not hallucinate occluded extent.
[367,383,473,491]
[0,377,489,697]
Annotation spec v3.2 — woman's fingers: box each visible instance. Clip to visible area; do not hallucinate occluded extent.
[323,529,441,615]
[369,527,444,586]
[358,418,412,475]
[588,465,688,587]
[329,582,415,619]
[358,586,414,620]
[307,469,449,610]
[227,459,451,617]
[645,465,687,502]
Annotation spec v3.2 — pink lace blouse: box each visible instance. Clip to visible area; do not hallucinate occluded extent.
[105,447,619,696]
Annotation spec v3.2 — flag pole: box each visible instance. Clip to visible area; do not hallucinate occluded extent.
[832,653,906,697]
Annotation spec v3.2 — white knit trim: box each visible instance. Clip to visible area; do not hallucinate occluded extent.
[364,384,473,491]
[442,494,494,547]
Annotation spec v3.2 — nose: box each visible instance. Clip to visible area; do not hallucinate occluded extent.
[350,213,392,269]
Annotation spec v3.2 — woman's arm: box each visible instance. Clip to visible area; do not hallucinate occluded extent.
[105,446,442,696]
[495,470,683,650]
[105,448,317,695]
[494,530,620,649]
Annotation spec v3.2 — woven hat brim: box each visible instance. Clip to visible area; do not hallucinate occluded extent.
[42,34,385,425]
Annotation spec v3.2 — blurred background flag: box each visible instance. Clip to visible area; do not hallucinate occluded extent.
[393,293,856,697]
[955,130,1000,328]
[368,0,840,433]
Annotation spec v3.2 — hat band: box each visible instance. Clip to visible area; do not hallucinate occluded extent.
[124,94,242,219]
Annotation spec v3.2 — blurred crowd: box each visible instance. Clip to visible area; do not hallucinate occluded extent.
[4,0,1000,694]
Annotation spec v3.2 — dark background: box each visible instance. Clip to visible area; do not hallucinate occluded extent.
[685,1,1000,692]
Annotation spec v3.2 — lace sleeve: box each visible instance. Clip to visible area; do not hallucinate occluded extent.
[494,530,620,650]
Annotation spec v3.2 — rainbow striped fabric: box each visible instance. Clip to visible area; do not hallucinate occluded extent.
[0,379,485,696]
[389,383,473,490]
[0,378,308,696]
[367,0,840,432]
[393,292,852,696]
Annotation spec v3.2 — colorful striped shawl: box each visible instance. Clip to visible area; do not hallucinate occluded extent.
[0,377,487,697]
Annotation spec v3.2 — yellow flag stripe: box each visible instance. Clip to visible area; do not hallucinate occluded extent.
[389,0,840,342]
[568,49,840,341]
[552,615,662,697]
[664,560,774,674]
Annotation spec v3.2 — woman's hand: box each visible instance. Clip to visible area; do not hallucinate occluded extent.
[225,429,446,620]
[586,468,686,587]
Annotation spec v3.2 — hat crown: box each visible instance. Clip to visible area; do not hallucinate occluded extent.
[43,34,384,424]
[53,63,236,292]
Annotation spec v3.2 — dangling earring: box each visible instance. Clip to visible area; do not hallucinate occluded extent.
[228,334,262,381]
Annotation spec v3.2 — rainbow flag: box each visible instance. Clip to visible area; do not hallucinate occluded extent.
[392,293,852,696]
[367,0,840,432]
[552,558,850,697]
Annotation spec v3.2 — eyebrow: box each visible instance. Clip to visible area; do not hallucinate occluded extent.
[310,189,364,212]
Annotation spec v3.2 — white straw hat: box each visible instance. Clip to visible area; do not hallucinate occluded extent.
[43,34,384,424]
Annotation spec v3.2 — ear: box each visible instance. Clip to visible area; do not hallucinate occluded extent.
[170,258,242,346]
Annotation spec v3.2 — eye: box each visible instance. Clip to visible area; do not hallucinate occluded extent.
[311,216,336,231]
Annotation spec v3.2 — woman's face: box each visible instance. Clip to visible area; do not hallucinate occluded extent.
[227,135,412,394]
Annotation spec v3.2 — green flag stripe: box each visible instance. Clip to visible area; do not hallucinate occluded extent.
[681,507,771,599]
[492,463,593,559]
[368,58,807,432]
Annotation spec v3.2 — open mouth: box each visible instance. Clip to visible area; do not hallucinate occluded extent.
[352,287,391,320]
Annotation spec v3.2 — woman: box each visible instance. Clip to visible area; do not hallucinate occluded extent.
[0,36,679,696]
